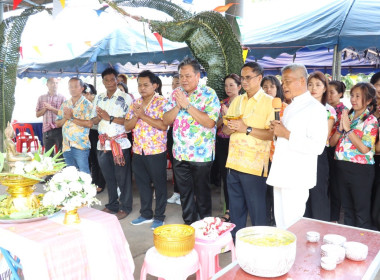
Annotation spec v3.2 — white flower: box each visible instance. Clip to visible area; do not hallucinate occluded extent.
[14,162,25,175]
[79,172,92,185]
[68,181,83,193]
[51,172,65,184]
[61,166,79,181]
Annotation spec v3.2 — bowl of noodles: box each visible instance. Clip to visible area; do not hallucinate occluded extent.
[236,226,296,277]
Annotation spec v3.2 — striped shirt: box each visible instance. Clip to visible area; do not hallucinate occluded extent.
[36,93,66,133]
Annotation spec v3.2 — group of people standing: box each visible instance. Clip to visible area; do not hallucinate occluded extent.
[35,57,380,234]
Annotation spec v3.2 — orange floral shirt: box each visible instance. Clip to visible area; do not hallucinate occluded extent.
[126,95,167,155]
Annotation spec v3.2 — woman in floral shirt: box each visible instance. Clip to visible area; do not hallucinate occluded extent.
[330,82,378,229]
[327,80,347,222]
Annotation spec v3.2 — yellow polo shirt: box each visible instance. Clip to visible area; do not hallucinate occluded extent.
[225,89,274,176]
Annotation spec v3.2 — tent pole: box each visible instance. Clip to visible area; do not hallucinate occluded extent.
[332,45,342,81]
[93,62,97,89]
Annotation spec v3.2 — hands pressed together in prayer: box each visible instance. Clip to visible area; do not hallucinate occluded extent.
[226,119,247,134]
[43,102,54,111]
[340,109,351,132]
[270,120,290,139]
[96,106,110,121]
[174,89,190,109]
[133,103,146,119]
[63,107,73,120]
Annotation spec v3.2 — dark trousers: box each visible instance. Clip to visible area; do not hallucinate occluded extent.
[43,128,62,155]
[132,151,167,221]
[167,127,179,193]
[305,147,331,221]
[216,136,230,209]
[327,146,341,221]
[336,160,374,229]
[227,169,267,237]
[98,148,132,213]
[372,155,380,230]
[173,159,213,225]
[89,129,105,189]
[266,161,275,226]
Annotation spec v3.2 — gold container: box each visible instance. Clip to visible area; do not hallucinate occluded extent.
[64,207,81,225]
[153,224,195,257]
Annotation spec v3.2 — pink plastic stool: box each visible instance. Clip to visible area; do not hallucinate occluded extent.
[194,232,236,280]
[140,247,202,280]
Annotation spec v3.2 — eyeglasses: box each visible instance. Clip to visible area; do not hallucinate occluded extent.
[240,74,260,82]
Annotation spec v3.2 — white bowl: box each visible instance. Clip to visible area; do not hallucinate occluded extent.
[306,231,320,243]
[344,241,368,261]
[321,257,337,270]
[321,244,345,264]
[323,234,346,246]
[236,226,296,277]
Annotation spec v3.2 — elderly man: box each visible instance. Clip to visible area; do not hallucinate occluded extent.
[267,64,327,229]
[163,57,220,225]
[56,78,93,173]
[91,67,133,220]
[223,62,274,236]
[36,78,65,154]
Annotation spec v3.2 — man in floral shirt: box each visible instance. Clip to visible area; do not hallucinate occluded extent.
[91,68,133,220]
[163,57,220,225]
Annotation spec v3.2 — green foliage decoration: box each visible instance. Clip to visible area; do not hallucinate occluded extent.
[112,0,244,100]
[0,7,46,152]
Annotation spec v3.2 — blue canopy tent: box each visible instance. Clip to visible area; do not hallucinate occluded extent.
[242,0,380,78]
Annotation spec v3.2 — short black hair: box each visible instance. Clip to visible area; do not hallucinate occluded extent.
[155,76,163,95]
[241,62,264,77]
[370,72,380,85]
[69,77,84,87]
[102,67,118,79]
[138,70,157,84]
[178,56,201,74]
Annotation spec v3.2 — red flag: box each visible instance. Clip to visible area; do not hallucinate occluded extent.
[153,32,164,53]
[213,3,239,13]
[19,46,23,59]
[13,0,23,10]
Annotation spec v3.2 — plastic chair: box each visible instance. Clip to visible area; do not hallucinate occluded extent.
[140,247,202,280]
[12,123,39,153]
[0,247,22,280]
[194,232,236,280]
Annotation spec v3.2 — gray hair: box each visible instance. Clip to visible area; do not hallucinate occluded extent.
[178,56,201,74]
[281,64,308,81]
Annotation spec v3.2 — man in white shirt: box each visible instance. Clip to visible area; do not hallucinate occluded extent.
[267,64,327,229]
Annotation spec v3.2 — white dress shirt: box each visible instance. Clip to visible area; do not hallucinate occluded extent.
[267,91,327,189]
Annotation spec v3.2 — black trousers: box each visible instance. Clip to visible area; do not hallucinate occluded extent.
[98,148,132,213]
[327,146,341,221]
[167,127,179,193]
[173,159,213,225]
[372,155,380,230]
[132,151,167,221]
[304,147,330,221]
[43,128,62,155]
[336,160,374,229]
[215,136,230,209]
[89,129,105,189]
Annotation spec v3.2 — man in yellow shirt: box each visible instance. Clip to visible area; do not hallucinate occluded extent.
[223,62,274,236]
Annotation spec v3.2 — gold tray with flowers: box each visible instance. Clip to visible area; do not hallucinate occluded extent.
[0,173,42,188]
[223,114,243,121]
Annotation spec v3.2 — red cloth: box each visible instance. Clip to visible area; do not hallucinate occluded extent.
[99,133,128,166]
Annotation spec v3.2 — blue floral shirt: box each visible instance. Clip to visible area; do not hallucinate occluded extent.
[164,84,220,162]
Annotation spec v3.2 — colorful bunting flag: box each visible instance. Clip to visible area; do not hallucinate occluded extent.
[85,41,92,47]
[33,46,42,56]
[67,43,74,57]
[153,32,164,53]
[242,49,248,63]
[59,0,65,8]
[214,3,239,13]
[95,6,108,16]
[19,46,23,59]
[13,0,22,10]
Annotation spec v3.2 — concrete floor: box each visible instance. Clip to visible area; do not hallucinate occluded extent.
[1,168,379,279]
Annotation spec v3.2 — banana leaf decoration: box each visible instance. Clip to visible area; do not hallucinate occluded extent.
[0,7,46,152]
[112,0,243,100]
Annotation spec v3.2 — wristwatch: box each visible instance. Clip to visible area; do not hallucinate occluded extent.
[109,116,114,124]
[246,126,252,135]
[184,104,191,111]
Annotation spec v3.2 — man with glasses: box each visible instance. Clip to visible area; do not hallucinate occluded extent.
[267,64,327,229]
[223,62,274,237]
[163,57,220,225]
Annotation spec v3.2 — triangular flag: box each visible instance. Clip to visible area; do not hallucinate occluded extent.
[19,46,23,59]
[33,46,42,56]
[27,78,32,84]
[59,0,65,8]
[53,0,64,18]
[95,6,108,16]
[242,49,248,63]
[213,3,239,13]
[13,0,22,10]
[67,43,74,57]
[153,32,164,53]
[85,41,92,47]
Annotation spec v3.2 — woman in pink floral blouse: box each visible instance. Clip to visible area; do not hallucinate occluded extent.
[330,82,378,229]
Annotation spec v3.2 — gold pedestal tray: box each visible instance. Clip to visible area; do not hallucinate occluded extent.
[64,207,81,225]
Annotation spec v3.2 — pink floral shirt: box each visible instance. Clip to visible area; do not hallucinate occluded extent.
[126,95,167,155]
[164,85,220,162]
